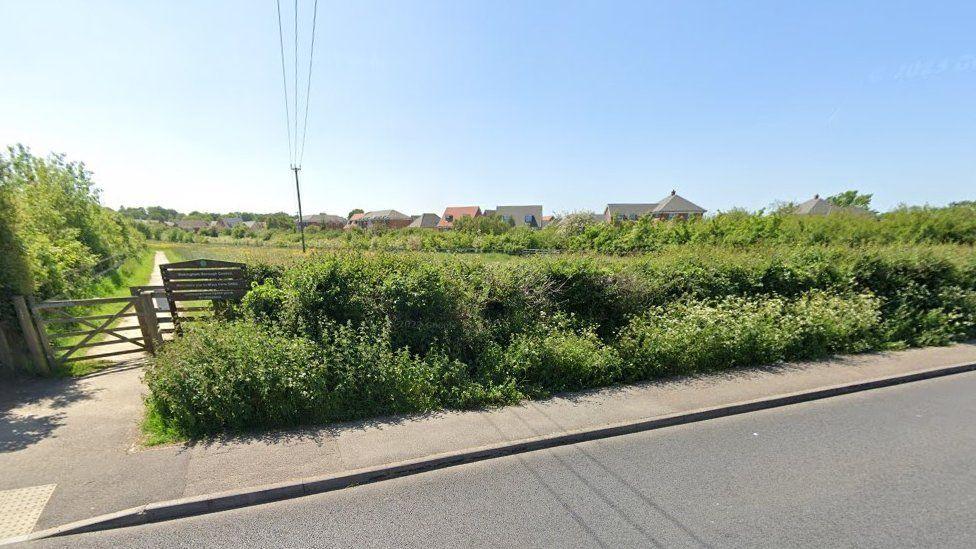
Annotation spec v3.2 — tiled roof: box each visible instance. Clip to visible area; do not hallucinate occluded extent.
[652,191,706,214]
[438,206,481,228]
[494,205,544,228]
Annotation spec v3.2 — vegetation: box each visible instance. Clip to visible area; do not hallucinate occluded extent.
[146,244,976,437]
[146,202,976,256]
[0,145,144,319]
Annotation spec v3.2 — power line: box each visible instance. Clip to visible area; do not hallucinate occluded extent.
[293,0,299,167]
[298,0,319,166]
[275,0,293,165]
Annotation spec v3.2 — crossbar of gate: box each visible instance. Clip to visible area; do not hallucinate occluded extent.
[20,292,162,368]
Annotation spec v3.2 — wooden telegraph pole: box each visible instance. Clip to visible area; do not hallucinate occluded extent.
[292,165,307,253]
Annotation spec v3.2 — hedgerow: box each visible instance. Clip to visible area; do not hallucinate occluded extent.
[146,244,976,437]
[162,203,976,254]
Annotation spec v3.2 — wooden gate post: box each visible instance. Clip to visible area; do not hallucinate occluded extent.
[137,291,162,354]
[12,296,51,375]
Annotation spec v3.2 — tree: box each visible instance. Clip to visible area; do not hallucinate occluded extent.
[827,190,872,209]
[348,208,364,219]
[265,212,295,231]
[454,214,513,235]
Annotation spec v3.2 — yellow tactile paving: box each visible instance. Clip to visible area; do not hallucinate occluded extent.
[0,484,56,540]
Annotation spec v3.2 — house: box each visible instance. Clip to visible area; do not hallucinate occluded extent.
[211,217,244,229]
[349,210,413,230]
[650,191,706,220]
[344,212,365,229]
[408,213,441,229]
[438,206,482,229]
[175,219,209,232]
[301,213,347,229]
[494,205,544,229]
[604,203,658,223]
[794,194,870,216]
[541,215,554,227]
[242,220,266,230]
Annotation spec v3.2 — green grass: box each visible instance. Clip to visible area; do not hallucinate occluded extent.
[49,248,158,377]
[141,403,184,446]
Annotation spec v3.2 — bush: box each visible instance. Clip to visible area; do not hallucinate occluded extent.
[616,292,881,379]
[146,320,517,436]
[149,246,976,437]
[0,144,144,312]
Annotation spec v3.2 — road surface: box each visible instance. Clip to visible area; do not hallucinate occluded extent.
[32,372,976,548]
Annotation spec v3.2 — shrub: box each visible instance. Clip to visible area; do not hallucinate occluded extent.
[149,246,976,437]
[615,292,882,379]
[145,320,517,436]
[504,315,622,396]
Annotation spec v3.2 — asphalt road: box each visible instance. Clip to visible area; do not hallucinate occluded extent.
[31,372,976,548]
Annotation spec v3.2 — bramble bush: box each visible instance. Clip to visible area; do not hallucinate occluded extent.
[146,244,976,437]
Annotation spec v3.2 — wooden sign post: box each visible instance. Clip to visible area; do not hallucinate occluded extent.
[159,259,247,330]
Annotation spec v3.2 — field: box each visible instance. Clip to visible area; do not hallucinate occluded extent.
[145,240,976,439]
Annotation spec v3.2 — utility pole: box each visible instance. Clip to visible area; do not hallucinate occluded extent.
[292,165,307,253]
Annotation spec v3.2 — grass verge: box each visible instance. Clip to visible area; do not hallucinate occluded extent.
[49,248,157,377]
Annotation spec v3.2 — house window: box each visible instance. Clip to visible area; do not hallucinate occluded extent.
[629,213,638,221]
[524,214,535,225]
[445,215,454,222]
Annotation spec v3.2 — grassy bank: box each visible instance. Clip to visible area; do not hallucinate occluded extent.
[49,248,158,376]
[144,244,976,439]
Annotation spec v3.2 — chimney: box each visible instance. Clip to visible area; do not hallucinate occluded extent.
[670,189,676,196]
[814,194,820,199]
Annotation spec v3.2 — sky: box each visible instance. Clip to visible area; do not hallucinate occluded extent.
[1,1,974,216]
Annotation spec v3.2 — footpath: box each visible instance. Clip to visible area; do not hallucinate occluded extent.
[1,328,975,540]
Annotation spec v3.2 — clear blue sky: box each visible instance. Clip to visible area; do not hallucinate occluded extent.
[1,1,974,216]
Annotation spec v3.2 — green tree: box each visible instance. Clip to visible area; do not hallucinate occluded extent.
[454,214,514,235]
[0,144,143,302]
[265,212,295,230]
[827,190,872,209]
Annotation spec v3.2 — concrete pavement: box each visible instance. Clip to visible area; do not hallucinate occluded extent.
[28,371,976,548]
[2,340,975,538]
[83,251,168,363]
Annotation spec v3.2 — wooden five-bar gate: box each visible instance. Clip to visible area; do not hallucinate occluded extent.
[11,259,246,373]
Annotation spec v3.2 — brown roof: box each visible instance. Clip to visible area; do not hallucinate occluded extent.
[438,206,481,228]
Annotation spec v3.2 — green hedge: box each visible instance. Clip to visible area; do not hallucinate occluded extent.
[164,203,976,254]
[145,245,976,437]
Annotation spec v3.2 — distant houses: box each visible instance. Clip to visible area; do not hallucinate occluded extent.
[438,206,481,229]
[409,213,441,229]
[348,210,413,230]
[604,191,706,222]
[794,194,870,216]
[301,213,347,230]
[495,205,543,228]
[165,190,720,236]
[175,219,209,232]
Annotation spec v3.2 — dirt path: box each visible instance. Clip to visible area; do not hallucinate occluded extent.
[83,251,168,364]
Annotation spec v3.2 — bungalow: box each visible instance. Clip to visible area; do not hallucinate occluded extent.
[649,191,706,220]
[344,212,365,229]
[408,213,441,229]
[604,203,658,223]
[211,217,244,229]
[604,192,705,222]
[301,213,347,229]
[349,209,413,230]
[242,220,266,230]
[494,205,544,229]
[438,206,482,229]
[175,219,209,232]
[794,194,871,216]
